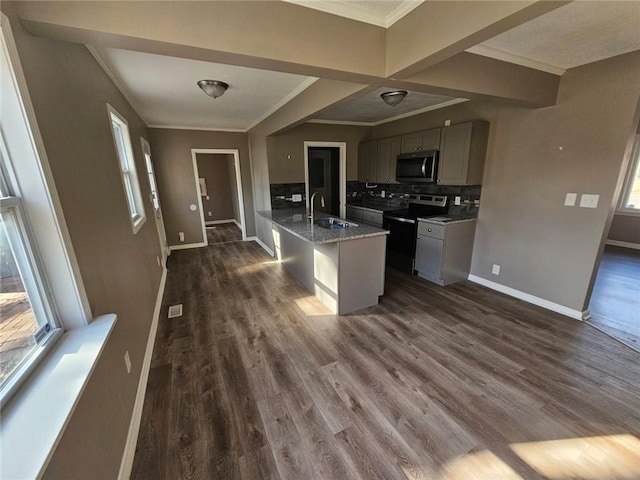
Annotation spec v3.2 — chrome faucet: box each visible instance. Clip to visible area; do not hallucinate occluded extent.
[310,191,325,221]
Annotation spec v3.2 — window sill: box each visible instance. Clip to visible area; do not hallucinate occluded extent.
[0,314,117,479]
[132,215,146,234]
[614,210,640,217]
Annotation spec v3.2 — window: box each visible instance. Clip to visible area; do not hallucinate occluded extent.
[0,140,62,406]
[107,105,146,233]
[619,134,640,213]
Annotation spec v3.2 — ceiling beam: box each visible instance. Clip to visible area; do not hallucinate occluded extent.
[250,80,370,136]
[8,1,387,78]
[5,0,566,108]
[386,0,572,79]
[406,52,561,107]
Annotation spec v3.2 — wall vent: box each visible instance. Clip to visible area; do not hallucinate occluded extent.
[168,304,183,318]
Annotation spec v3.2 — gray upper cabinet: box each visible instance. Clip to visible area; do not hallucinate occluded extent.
[358,140,378,183]
[377,136,401,183]
[438,121,489,185]
[401,128,441,153]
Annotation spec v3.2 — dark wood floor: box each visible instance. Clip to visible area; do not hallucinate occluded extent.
[206,222,242,244]
[589,245,640,350]
[132,240,640,480]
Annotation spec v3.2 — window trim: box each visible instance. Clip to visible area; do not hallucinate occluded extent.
[617,133,640,215]
[0,14,91,328]
[106,104,146,234]
[0,195,63,407]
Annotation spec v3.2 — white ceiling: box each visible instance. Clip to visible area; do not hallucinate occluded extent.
[90,47,316,131]
[467,1,640,75]
[88,2,640,132]
[283,0,424,27]
[312,87,466,125]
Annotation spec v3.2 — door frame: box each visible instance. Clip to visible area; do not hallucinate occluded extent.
[191,149,247,245]
[303,141,347,218]
[140,137,169,263]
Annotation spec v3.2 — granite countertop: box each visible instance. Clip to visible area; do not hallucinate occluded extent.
[417,215,478,226]
[258,209,389,245]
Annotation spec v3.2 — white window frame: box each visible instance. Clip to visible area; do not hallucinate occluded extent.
[618,133,640,215]
[1,15,115,479]
[107,104,146,234]
[0,149,63,407]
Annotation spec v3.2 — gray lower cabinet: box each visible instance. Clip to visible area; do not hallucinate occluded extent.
[362,210,383,227]
[438,121,489,185]
[346,206,382,227]
[346,206,362,222]
[415,220,476,285]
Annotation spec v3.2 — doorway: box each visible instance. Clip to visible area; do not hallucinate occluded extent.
[191,149,246,245]
[141,138,169,264]
[587,131,640,351]
[304,141,346,218]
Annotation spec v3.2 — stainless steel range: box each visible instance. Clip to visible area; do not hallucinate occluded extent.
[382,195,448,274]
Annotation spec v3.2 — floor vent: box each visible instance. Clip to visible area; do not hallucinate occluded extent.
[168,304,183,318]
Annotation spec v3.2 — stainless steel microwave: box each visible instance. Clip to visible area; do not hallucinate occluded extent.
[396,150,438,183]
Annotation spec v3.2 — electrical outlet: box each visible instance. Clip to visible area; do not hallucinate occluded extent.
[454,196,461,206]
[179,232,185,242]
[124,351,131,374]
[444,119,451,126]
[492,264,501,275]
[208,211,212,217]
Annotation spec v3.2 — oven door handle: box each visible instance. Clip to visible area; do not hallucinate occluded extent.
[385,216,415,224]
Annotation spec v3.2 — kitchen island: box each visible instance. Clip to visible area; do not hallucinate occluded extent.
[258,209,389,315]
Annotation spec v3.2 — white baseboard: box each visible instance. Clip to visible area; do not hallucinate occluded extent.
[606,239,640,250]
[117,266,167,480]
[205,219,235,226]
[169,242,206,251]
[467,274,587,320]
[247,236,274,257]
[232,219,241,229]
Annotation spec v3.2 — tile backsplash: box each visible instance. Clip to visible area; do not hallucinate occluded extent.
[270,181,481,216]
[348,182,482,216]
[270,183,306,209]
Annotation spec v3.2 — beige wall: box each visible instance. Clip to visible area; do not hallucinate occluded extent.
[249,79,367,250]
[374,50,640,313]
[196,153,235,222]
[148,129,254,245]
[609,214,640,245]
[268,123,370,184]
[11,20,163,479]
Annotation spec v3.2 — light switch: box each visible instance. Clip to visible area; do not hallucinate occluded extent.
[579,194,599,208]
[564,193,577,206]
[292,194,302,202]
[454,196,461,206]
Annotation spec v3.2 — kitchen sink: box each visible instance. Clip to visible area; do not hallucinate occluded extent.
[314,217,358,229]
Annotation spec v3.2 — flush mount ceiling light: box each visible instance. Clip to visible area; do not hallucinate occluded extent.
[380,90,408,106]
[197,80,229,99]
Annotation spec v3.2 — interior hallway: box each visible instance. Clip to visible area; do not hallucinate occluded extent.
[131,240,640,479]
[589,245,640,351]
[206,222,242,245]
